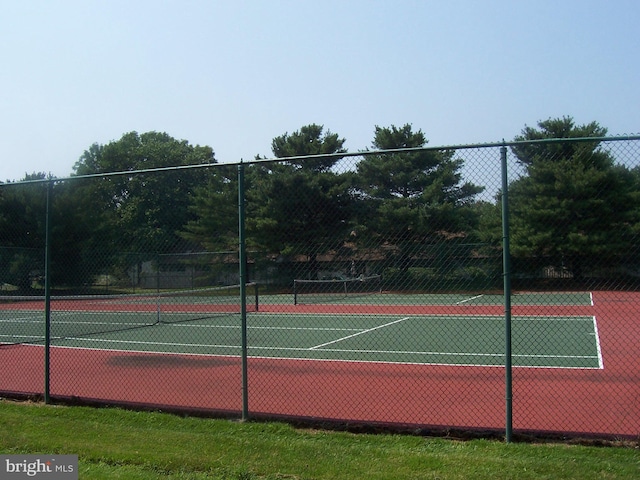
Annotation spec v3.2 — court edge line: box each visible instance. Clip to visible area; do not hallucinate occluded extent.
[5,337,601,369]
[56,338,600,365]
[456,294,483,305]
[308,317,411,350]
[26,344,603,370]
[592,315,604,369]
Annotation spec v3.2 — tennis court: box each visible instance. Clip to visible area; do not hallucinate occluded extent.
[1,289,600,369]
[0,288,637,437]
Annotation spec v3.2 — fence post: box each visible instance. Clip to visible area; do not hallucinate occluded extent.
[501,144,513,442]
[238,161,249,420]
[44,180,53,403]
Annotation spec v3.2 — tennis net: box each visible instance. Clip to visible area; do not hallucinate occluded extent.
[293,275,382,305]
[0,283,258,344]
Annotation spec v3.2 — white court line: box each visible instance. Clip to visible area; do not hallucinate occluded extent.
[0,334,44,340]
[56,337,601,368]
[591,315,604,369]
[0,317,41,323]
[456,294,483,305]
[309,317,411,350]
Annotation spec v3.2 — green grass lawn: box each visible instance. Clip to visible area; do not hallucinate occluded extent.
[0,400,637,479]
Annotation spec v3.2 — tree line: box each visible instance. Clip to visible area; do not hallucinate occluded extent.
[1,118,639,291]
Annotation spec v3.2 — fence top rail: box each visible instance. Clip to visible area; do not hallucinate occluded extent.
[2,134,639,187]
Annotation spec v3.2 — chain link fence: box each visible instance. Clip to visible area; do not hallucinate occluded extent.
[1,136,638,441]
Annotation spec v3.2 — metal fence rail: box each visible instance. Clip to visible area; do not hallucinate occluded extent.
[1,136,638,441]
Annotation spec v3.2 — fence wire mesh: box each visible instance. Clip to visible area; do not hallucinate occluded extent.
[0,136,638,440]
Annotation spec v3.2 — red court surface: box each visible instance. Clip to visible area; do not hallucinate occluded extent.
[1,291,638,439]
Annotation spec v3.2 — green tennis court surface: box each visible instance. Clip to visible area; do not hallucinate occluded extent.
[265,291,594,306]
[2,308,602,369]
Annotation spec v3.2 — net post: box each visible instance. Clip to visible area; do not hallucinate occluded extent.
[254,282,259,312]
[156,252,161,324]
[501,143,513,443]
[293,280,298,305]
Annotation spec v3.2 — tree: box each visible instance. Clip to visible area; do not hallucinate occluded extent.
[73,132,216,255]
[0,174,48,290]
[179,164,238,252]
[70,132,216,288]
[245,125,352,278]
[270,123,346,172]
[512,116,610,169]
[354,124,484,272]
[508,117,639,278]
[0,173,121,290]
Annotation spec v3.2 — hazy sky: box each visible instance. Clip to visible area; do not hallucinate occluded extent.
[1,0,638,181]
